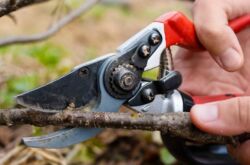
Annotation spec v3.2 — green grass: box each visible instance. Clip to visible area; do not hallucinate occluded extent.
[27,43,67,68]
[0,42,69,108]
[7,74,38,93]
[84,3,132,21]
[160,148,176,165]
[87,5,109,20]
[0,74,39,108]
[73,138,105,164]
[32,127,43,136]
[0,42,67,67]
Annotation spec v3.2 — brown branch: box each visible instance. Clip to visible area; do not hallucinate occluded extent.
[0,0,49,17]
[0,0,100,46]
[0,108,249,146]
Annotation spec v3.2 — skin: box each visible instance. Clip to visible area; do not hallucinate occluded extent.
[174,0,250,164]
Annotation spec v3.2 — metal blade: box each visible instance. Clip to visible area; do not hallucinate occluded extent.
[22,57,126,148]
[128,90,183,114]
[16,54,114,112]
[23,128,102,148]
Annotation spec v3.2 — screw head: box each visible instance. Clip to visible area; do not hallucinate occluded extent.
[141,88,155,103]
[149,33,161,45]
[139,44,151,58]
[79,67,89,77]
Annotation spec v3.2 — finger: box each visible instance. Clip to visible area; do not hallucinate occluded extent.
[228,141,250,164]
[190,97,250,136]
[193,0,250,71]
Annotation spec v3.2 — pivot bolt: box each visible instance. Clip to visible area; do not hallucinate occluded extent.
[141,88,155,103]
[139,44,151,58]
[123,75,134,87]
[114,67,138,91]
[149,33,161,45]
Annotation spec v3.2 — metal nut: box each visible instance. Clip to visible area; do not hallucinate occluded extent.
[141,88,155,103]
[149,33,161,45]
[114,67,138,91]
[139,44,151,58]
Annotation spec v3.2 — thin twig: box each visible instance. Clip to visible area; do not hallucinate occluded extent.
[0,108,249,146]
[0,0,100,47]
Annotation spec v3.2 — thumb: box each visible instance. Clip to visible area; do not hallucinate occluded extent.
[190,97,250,136]
[193,0,246,71]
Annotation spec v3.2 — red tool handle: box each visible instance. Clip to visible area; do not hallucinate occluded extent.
[155,12,249,104]
[192,94,241,104]
[180,93,241,111]
[155,11,250,48]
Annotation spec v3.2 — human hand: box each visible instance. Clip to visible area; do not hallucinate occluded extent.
[191,0,250,72]
[174,0,250,164]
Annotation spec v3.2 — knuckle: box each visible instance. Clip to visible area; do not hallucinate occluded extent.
[196,23,224,41]
[192,0,227,42]
[236,97,250,130]
[192,0,199,13]
[192,0,217,13]
[192,0,208,12]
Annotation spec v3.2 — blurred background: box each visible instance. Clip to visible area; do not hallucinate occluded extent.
[0,0,192,164]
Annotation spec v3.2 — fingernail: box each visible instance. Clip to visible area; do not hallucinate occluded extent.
[217,48,242,70]
[192,104,218,122]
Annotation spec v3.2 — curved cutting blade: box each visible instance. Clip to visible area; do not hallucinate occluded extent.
[22,57,126,148]
[23,128,101,148]
[16,54,114,112]
[23,94,123,148]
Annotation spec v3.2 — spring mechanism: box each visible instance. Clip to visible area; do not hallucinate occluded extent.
[158,48,174,79]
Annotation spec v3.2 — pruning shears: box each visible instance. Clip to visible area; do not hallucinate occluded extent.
[16,11,250,164]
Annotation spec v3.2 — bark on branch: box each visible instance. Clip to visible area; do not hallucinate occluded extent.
[0,0,49,17]
[0,108,249,146]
